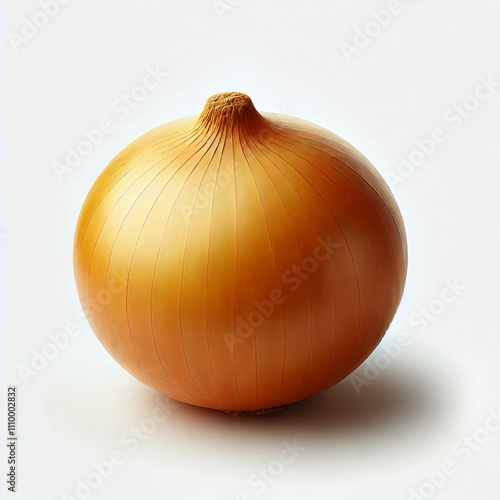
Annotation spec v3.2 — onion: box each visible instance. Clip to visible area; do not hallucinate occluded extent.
[74,92,407,414]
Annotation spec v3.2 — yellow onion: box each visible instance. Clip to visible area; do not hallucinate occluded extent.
[74,92,407,414]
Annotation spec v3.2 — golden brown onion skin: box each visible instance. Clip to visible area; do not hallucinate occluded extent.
[74,92,407,412]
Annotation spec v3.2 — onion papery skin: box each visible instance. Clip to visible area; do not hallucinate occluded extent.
[74,92,407,413]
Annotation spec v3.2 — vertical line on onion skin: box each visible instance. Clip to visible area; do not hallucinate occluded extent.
[273,135,372,388]
[102,130,204,391]
[180,122,229,408]
[122,147,212,396]
[244,130,314,404]
[271,133,398,391]
[76,129,198,371]
[116,125,223,404]
[256,131,361,400]
[85,147,199,386]
[137,130,225,403]
[204,126,231,408]
[156,125,226,407]
[238,123,285,406]
[233,120,259,408]
[111,129,218,396]
[231,120,242,408]
[149,136,224,404]
[249,132,325,401]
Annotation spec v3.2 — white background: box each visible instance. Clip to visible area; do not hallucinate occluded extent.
[2,1,500,499]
